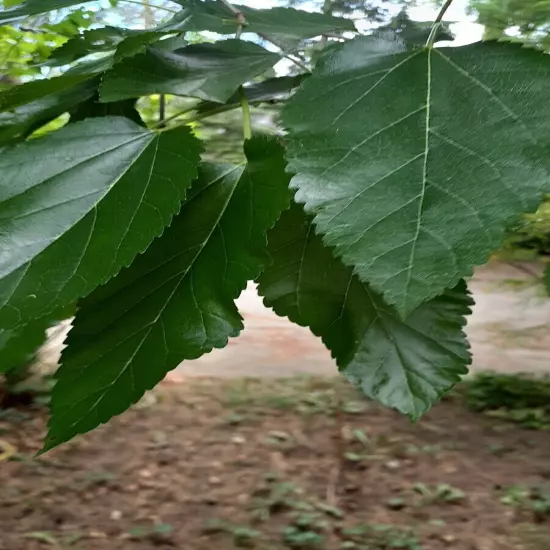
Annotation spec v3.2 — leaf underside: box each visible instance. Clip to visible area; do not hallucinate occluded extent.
[100,39,281,104]
[258,204,472,419]
[0,75,97,145]
[0,116,201,330]
[175,0,356,49]
[0,318,50,374]
[44,137,291,452]
[283,37,550,316]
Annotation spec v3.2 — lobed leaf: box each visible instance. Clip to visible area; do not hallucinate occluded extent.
[0,117,201,330]
[43,137,291,451]
[282,36,550,317]
[258,204,472,419]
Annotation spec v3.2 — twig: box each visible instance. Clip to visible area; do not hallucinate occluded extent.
[257,32,310,72]
[219,0,246,37]
[239,87,252,140]
[119,0,178,14]
[426,0,454,47]
[150,104,197,129]
[158,94,166,127]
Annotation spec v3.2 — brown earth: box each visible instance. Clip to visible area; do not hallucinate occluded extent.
[1,378,550,550]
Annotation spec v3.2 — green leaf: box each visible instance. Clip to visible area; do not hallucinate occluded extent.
[282,37,550,317]
[0,116,201,330]
[0,75,97,145]
[64,54,116,77]
[100,39,280,103]
[44,27,177,68]
[196,74,308,115]
[0,306,71,374]
[44,27,130,67]
[69,95,143,126]
[43,137,291,451]
[171,0,356,48]
[0,320,49,374]
[258,204,472,419]
[0,0,93,25]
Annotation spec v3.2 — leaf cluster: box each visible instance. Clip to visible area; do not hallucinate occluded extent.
[1,0,550,451]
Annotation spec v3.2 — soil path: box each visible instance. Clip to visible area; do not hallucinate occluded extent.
[39,262,550,378]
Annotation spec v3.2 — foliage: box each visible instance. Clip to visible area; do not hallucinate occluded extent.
[470,0,550,47]
[502,199,550,258]
[1,0,550,450]
[461,372,550,430]
[501,485,550,521]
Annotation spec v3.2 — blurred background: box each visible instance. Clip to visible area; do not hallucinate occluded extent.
[3,1,550,549]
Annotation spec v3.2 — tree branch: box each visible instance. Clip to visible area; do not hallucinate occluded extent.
[426,0,454,47]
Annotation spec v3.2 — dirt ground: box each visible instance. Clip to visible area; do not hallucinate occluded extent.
[2,378,550,550]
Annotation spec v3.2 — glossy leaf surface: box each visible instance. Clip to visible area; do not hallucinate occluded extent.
[0,117,201,329]
[283,37,550,316]
[258,204,472,418]
[100,40,280,103]
[44,137,291,451]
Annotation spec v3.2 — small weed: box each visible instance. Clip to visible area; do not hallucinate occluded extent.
[501,485,550,520]
[341,523,422,549]
[344,451,368,463]
[314,501,344,518]
[203,520,262,547]
[413,483,466,504]
[129,523,174,541]
[283,526,325,548]
[351,428,371,446]
[290,511,330,532]
[23,531,84,549]
[461,372,550,430]
[250,481,302,521]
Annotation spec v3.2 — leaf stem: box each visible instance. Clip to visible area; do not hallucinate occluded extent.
[153,102,242,132]
[150,104,198,129]
[239,87,252,140]
[219,0,247,37]
[158,94,166,127]
[426,0,454,48]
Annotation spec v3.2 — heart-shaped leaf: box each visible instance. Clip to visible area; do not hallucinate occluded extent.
[283,37,550,316]
[43,137,291,451]
[258,204,472,418]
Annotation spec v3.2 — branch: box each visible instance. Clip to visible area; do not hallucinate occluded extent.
[239,87,252,140]
[426,0,454,47]
[219,0,247,37]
